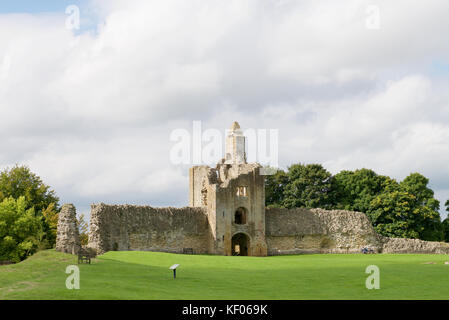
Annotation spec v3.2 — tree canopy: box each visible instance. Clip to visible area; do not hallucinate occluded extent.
[265,169,289,208]
[267,163,334,209]
[442,200,449,242]
[266,164,444,242]
[0,165,59,213]
[332,169,396,213]
[0,197,43,262]
[0,165,60,259]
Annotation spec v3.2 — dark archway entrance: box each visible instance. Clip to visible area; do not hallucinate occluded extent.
[232,233,250,256]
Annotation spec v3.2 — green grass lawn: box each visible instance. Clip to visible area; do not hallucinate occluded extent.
[1,249,449,300]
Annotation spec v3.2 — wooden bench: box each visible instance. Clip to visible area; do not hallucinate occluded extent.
[182,248,194,255]
[78,249,92,264]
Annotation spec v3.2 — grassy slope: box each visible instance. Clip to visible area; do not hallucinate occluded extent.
[1,250,449,300]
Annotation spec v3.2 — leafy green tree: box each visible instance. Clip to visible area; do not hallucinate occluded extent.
[282,163,333,209]
[399,173,442,240]
[42,203,58,248]
[442,200,449,242]
[367,190,442,241]
[443,219,449,242]
[331,170,442,241]
[265,169,289,207]
[0,165,59,213]
[0,197,43,262]
[367,191,421,239]
[400,173,440,211]
[0,165,59,248]
[332,169,398,213]
[77,213,89,246]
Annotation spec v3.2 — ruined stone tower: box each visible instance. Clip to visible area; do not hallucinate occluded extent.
[56,204,81,255]
[189,121,268,256]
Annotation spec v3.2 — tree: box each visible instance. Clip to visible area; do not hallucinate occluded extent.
[265,169,289,207]
[0,197,43,262]
[77,213,89,246]
[367,190,442,241]
[282,163,333,209]
[0,165,59,213]
[400,173,440,211]
[332,169,397,213]
[331,169,442,241]
[42,203,59,248]
[442,219,449,243]
[442,200,449,242]
[0,165,60,248]
[399,173,442,240]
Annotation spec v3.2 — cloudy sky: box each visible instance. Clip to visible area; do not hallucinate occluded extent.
[1,0,449,219]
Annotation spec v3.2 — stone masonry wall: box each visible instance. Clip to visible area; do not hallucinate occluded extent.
[50,202,449,256]
[380,236,449,254]
[265,207,449,255]
[88,204,212,254]
[265,208,382,255]
[56,204,81,255]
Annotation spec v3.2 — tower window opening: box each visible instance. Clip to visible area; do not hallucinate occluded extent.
[236,186,248,197]
[234,207,247,224]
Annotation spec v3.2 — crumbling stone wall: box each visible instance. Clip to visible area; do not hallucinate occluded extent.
[56,204,81,255]
[265,207,449,255]
[380,236,449,254]
[88,204,212,254]
[265,208,382,255]
[56,203,449,257]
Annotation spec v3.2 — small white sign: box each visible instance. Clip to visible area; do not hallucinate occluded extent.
[169,264,180,270]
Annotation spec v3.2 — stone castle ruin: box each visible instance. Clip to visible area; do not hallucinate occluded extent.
[55,204,80,255]
[56,122,449,256]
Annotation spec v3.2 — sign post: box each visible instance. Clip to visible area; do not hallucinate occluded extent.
[169,264,180,279]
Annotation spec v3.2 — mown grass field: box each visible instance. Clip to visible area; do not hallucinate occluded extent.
[1,249,449,300]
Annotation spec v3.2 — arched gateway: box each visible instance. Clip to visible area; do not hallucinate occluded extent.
[232,233,250,256]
